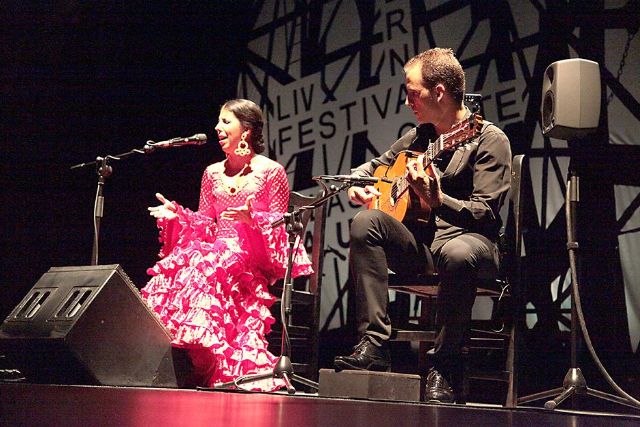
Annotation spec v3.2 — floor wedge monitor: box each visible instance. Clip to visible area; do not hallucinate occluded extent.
[0,264,186,387]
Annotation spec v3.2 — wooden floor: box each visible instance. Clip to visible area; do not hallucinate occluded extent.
[2,382,640,427]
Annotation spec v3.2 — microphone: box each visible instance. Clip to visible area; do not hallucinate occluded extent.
[144,134,207,152]
[314,174,393,185]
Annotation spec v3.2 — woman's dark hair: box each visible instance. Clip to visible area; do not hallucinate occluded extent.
[221,99,266,154]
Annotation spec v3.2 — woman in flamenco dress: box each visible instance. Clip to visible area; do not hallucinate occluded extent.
[141,99,312,390]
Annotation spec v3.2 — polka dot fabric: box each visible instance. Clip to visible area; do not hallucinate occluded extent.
[140,155,312,390]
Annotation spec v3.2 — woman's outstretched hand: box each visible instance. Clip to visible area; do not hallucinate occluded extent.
[148,193,178,220]
[220,194,255,224]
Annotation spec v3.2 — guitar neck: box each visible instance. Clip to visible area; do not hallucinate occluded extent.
[423,114,482,168]
[425,136,444,167]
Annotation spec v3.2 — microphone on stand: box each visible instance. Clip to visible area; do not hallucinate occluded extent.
[314,174,393,186]
[144,133,207,152]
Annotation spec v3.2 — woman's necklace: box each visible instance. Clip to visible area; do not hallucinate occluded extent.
[220,163,250,195]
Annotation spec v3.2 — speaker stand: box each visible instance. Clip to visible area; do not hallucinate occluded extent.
[518,170,640,411]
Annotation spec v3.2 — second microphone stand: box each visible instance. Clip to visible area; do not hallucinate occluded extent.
[213,180,348,394]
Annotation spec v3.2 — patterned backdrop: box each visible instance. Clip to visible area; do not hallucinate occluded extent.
[235,0,640,356]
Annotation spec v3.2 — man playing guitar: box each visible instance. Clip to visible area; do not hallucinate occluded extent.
[333,47,512,403]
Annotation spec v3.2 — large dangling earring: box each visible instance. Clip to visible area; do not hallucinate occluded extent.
[234,134,251,156]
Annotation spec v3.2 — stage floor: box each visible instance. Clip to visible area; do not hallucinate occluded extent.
[2,382,640,427]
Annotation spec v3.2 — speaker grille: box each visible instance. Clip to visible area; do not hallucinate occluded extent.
[14,289,56,320]
[542,91,554,130]
[54,288,94,319]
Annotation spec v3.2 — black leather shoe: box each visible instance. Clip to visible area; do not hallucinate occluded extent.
[424,369,455,403]
[334,336,391,372]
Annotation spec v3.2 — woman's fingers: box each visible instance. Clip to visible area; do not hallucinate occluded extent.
[155,193,176,211]
[148,193,178,220]
[245,194,256,209]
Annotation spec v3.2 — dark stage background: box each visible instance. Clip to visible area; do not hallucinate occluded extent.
[1,2,255,318]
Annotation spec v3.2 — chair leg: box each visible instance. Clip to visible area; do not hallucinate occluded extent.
[504,323,517,408]
[418,297,430,402]
[459,351,469,404]
[418,341,428,401]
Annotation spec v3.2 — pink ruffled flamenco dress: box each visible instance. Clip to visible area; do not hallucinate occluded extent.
[140,158,312,390]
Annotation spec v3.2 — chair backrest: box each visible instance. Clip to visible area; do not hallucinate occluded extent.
[501,154,527,290]
[284,190,327,381]
[289,191,327,295]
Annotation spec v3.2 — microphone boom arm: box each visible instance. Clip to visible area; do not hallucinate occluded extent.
[314,174,392,186]
[270,179,349,229]
[69,134,206,266]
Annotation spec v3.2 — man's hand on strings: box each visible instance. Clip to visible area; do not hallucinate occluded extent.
[148,193,178,220]
[348,185,381,206]
[220,194,255,224]
[406,154,443,209]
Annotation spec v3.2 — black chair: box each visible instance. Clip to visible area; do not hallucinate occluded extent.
[268,191,327,383]
[388,154,527,407]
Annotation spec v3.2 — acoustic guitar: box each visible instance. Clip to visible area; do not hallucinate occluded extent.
[368,113,483,222]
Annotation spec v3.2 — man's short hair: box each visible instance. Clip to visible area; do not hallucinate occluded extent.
[405,48,466,104]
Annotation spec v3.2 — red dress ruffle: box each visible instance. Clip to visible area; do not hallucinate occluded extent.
[141,158,312,390]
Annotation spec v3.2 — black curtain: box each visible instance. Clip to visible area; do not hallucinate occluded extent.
[1,2,252,318]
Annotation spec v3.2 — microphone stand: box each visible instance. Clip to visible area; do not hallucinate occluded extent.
[212,179,352,394]
[69,142,173,265]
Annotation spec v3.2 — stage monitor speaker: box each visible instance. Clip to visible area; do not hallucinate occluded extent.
[541,58,601,140]
[0,264,187,387]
